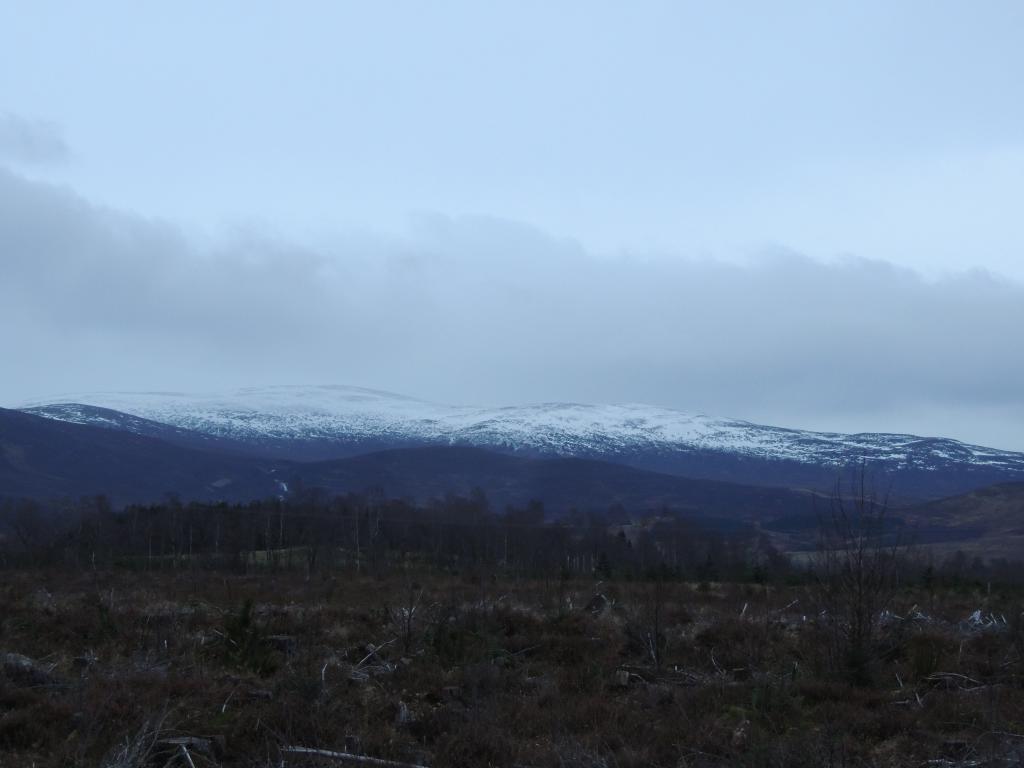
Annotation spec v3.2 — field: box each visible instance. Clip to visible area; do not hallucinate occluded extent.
[4,565,1024,768]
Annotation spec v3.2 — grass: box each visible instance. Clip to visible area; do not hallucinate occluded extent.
[3,567,1024,767]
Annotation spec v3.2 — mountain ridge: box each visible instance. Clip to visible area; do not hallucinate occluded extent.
[19,385,1024,499]
[0,408,817,527]
[6,404,1024,553]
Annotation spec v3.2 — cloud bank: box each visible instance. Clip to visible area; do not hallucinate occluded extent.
[0,113,69,165]
[3,167,1023,450]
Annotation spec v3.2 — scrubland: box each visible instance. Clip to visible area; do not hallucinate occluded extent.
[3,566,1024,768]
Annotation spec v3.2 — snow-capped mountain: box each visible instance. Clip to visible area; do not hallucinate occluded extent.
[19,385,1024,499]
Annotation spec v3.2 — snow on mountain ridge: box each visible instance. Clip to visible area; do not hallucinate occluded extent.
[18,385,1024,471]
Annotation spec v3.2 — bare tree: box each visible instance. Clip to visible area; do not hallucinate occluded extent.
[626,564,670,670]
[813,467,906,684]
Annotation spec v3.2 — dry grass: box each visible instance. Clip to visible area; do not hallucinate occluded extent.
[3,569,1024,767]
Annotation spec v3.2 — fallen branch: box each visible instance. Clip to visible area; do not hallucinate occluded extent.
[927,672,984,689]
[501,644,542,658]
[777,599,799,613]
[280,746,427,768]
[355,639,396,669]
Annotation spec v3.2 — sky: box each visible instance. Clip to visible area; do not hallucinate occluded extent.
[1,1,1023,450]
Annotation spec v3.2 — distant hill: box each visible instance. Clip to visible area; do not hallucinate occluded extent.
[22,385,1024,499]
[0,408,817,525]
[0,408,281,506]
[287,445,819,523]
[762,481,1024,556]
[8,402,1024,554]
[899,482,1024,558]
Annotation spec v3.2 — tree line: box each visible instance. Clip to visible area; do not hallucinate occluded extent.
[0,489,790,580]
[1,483,1020,592]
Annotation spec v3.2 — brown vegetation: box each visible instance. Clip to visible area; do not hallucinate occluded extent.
[3,485,1024,766]
[4,564,1024,767]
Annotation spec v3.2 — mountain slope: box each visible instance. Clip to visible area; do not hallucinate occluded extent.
[0,408,281,505]
[9,401,1024,551]
[904,482,1024,540]
[0,407,817,525]
[289,445,817,523]
[21,386,1024,498]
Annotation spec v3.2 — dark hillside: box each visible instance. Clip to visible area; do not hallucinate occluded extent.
[0,408,280,505]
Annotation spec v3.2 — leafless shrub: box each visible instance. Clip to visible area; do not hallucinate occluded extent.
[387,579,424,654]
[625,570,669,670]
[813,468,907,684]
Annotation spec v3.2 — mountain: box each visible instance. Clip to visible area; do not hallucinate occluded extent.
[0,406,816,526]
[21,386,1024,499]
[0,408,282,506]
[7,402,1023,551]
[288,445,817,525]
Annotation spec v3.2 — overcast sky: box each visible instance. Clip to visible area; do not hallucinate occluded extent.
[2,2,1023,450]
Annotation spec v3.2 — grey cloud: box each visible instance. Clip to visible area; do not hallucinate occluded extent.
[2,167,1023,450]
[0,113,70,165]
